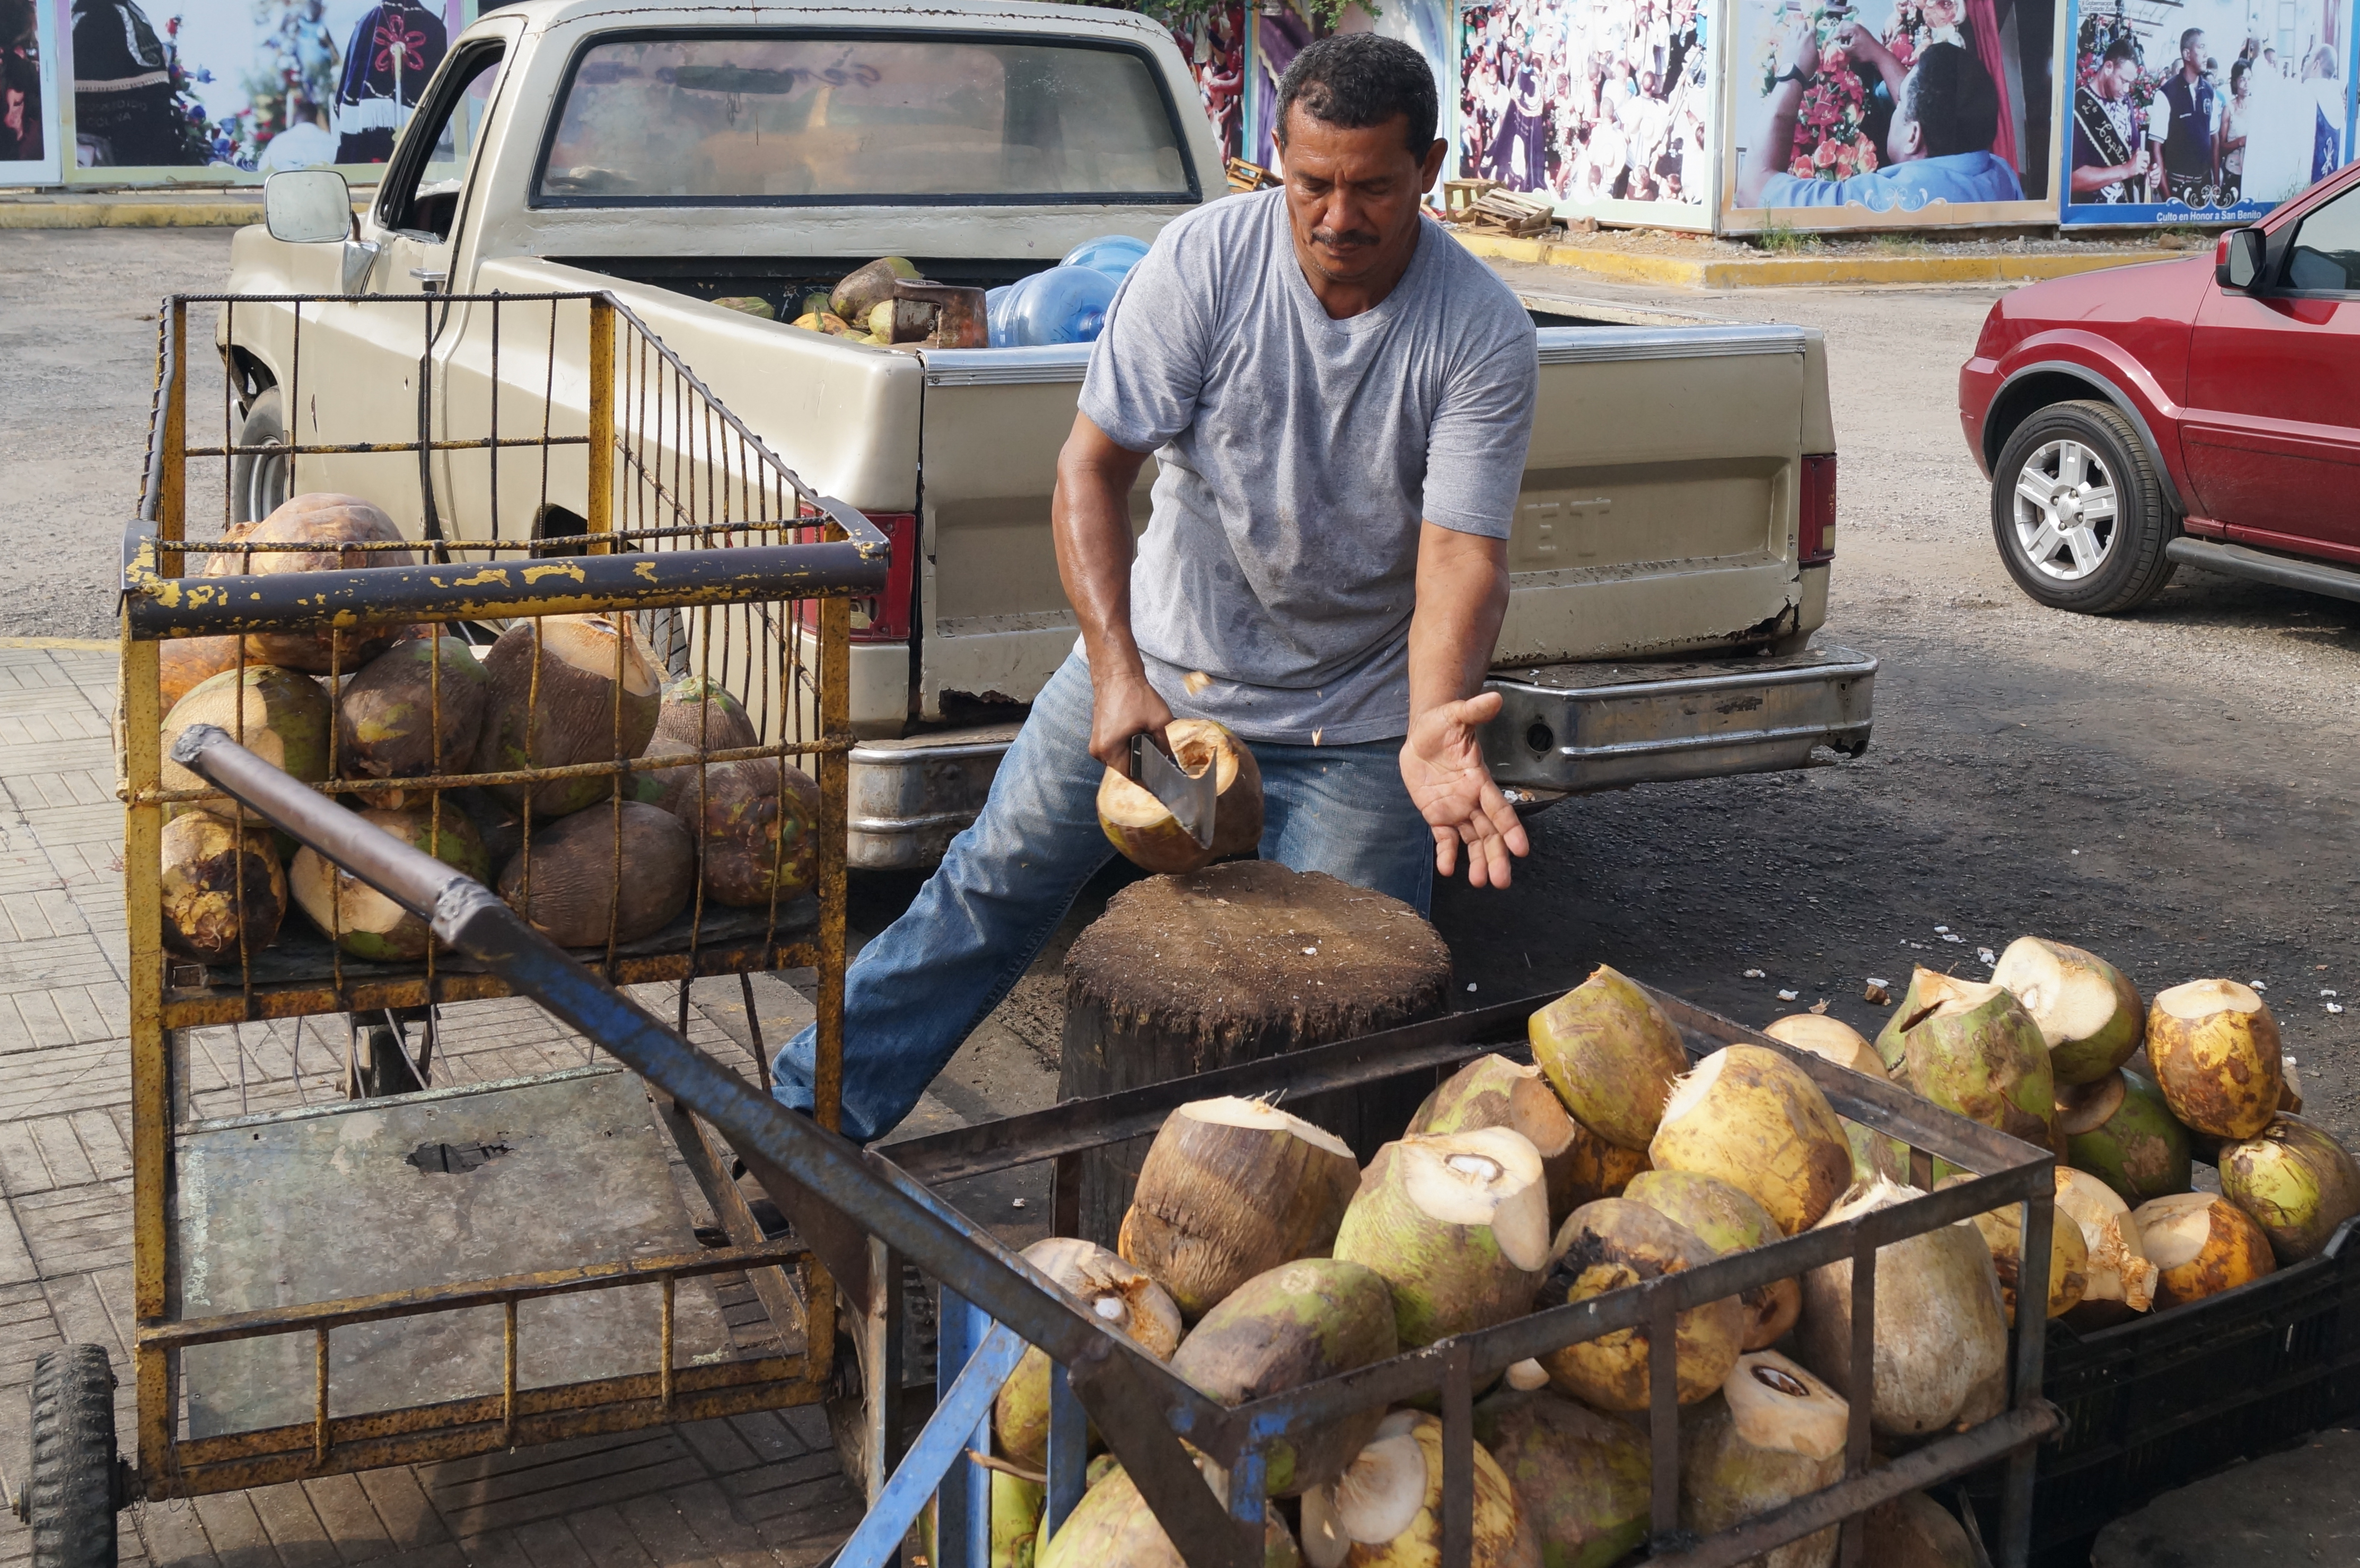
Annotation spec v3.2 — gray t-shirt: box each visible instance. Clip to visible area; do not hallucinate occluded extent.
[1078,190,1539,745]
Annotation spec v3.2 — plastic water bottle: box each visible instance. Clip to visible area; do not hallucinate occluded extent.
[986,283,1020,348]
[1002,265,1117,346]
[1060,234,1152,282]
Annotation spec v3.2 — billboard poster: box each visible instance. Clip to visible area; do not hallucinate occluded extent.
[1456,0,1715,225]
[2059,0,2354,225]
[3,0,62,183]
[65,0,465,182]
[1723,0,2064,228]
[1170,3,1247,162]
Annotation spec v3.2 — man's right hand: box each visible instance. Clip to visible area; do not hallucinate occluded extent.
[1088,668,1176,770]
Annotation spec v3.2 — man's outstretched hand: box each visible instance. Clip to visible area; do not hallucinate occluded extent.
[1401,690,1530,887]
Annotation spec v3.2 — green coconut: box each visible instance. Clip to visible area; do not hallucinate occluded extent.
[289,807,491,961]
[2146,980,2284,1140]
[1621,1169,1798,1351]
[1409,1055,1585,1223]
[670,757,823,908]
[162,664,333,813]
[1794,1181,2007,1440]
[1862,1492,1977,1567]
[1937,1173,2089,1322]
[1680,1352,1848,1568]
[1036,1460,1300,1568]
[1897,979,2061,1166]
[2058,1068,2192,1207]
[1538,1199,1744,1412]
[925,1467,1043,1568]
[159,811,287,962]
[652,673,760,753]
[1762,1014,1883,1077]
[1529,965,1689,1151]
[2218,1114,2360,1263]
[1874,968,1975,1072]
[1472,1389,1649,1568]
[994,1238,1182,1473]
[1168,1258,1398,1496]
[1991,936,2144,1086]
[336,633,491,786]
[1332,1127,1551,1350]
[712,296,776,320]
[1119,1097,1359,1319]
[1648,1045,1853,1235]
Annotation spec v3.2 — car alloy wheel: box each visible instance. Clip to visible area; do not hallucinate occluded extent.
[2011,438,2119,582]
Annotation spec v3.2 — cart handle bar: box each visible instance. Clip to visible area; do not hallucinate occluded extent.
[166,724,1261,1568]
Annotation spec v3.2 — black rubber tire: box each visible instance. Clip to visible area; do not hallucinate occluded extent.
[228,387,289,525]
[1990,399,2177,615]
[24,1345,119,1568]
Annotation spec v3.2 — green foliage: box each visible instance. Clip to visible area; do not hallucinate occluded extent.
[1756,219,1823,254]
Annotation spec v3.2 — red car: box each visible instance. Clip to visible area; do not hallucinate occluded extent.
[1960,162,2360,614]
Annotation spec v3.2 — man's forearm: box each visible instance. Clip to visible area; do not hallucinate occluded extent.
[1406,523,1511,720]
[1739,100,1802,206]
[1051,417,1153,685]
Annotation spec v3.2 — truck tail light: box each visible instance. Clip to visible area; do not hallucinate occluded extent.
[797,511,916,642]
[1800,455,1837,566]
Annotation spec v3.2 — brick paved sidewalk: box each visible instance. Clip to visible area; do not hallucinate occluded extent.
[0,645,866,1568]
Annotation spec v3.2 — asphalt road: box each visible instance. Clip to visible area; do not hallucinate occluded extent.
[7,227,2355,1146]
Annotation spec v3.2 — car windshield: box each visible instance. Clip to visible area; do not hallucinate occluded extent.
[536,33,1194,205]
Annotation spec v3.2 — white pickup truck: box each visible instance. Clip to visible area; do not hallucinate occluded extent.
[220,0,1874,869]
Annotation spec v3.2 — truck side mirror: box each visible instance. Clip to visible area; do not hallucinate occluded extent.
[264,169,354,244]
[2216,227,2267,290]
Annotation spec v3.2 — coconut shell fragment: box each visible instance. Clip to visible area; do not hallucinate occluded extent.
[995,1238,1182,1474]
[1650,1045,1853,1235]
[1538,1199,1744,1411]
[2146,980,2284,1140]
[2218,1114,2360,1263]
[1471,1390,1649,1568]
[1332,1128,1550,1348]
[2134,1191,2277,1309]
[160,811,286,961]
[1991,936,2144,1086]
[1622,1168,1799,1350]
[1529,965,1689,1152]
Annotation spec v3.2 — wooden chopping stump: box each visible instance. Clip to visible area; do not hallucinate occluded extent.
[1059,859,1453,1248]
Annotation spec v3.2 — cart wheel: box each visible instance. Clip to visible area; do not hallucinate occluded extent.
[22,1345,123,1568]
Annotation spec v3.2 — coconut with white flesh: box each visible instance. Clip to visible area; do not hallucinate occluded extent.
[1528,965,1689,1152]
[1862,1492,1978,1568]
[2053,1167,2158,1328]
[1332,1127,1550,1349]
[1471,1390,1650,1568]
[1095,719,1264,874]
[1649,1045,1853,1235]
[1680,1353,1848,1568]
[1991,937,2145,1086]
[1896,979,2063,1166]
[2058,1068,2192,1208]
[1119,1096,1360,1319]
[993,1239,1183,1473]
[1794,1181,2008,1439]
[1408,1055,1585,1223]
[1874,969,1975,1073]
[472,614,663,818]
[2218,1114,2360,1263]
[1937,1173,2090,1321]
[1036,1459,1300,1568]
[2146,980,2285,1140]
[1303,1411,1525,1568]
[291,807,492,961]
[1621,1169,1798,1351]
[1538,1199,1744,1411]
[2133,1192,2277,1309]
[1168,1258,1398,1496]
[1764,1014,1884,1077]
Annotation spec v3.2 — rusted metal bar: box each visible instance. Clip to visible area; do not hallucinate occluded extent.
[129,737,848,807]
[1648,1285,1682,1542]
[312,1327,330,1465]
[1440,1341,1475,1568]
[587,297,614,553]
[187,435,589,458]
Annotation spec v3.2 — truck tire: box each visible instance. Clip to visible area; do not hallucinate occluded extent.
[1990,399,2177,614]
[229,388,290,525]
[22,1345,121,1568]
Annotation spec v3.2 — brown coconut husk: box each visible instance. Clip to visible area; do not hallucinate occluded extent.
[159,636,245,712]
[207,495,414,671]
[668,757,822,908]
[1863,1492,1978,1567]
[1649,1045,1853,1235]
[2145,980,2284,1140]
[472,614,663,818]
[1408,1055,1584,1223]
[160,811,286,961]
[1538,1199,1744,1411]
[1096,719,1264,873]
[2218,1114,2360,1263]
[1529,965,1689,1152]
[996,1238,1182,1474]
[2133,1192,2277,1309]
[652,674,759,753]
[495,801,693,948]
[1991,936,2144,1086]
[1622,1169,1798,1350]
[1119,1096,1359,1319]
[1332,1128,1550,1349]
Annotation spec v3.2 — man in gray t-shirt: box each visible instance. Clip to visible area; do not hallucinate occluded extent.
[771,34,1542,1142]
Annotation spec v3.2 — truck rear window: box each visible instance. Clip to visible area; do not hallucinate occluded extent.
[536,32,1196,206]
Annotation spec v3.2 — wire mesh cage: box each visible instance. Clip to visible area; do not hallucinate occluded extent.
[113,290,889,1499]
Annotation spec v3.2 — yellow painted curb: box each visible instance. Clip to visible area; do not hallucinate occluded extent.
[1453,230,2180,288]
[0,200,271,228]
[0,637,117,650]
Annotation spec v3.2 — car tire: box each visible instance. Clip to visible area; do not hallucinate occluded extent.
[228,387,290,525]
[1990,399,2177,614]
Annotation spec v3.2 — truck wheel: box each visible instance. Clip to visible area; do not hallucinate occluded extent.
[229,388,290,524]
[21,1345,122,1568]
[1990,400,2176,614]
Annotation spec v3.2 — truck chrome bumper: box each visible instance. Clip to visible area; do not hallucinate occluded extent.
[847,724,1023,870]
[1480,645,1877,795]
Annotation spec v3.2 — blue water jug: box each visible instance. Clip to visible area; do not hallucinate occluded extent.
[1002,265,1117,347]
[1060,234,1152,282]
[986,283,1020,348]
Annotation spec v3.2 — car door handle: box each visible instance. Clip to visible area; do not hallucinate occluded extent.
[410,267,449,290]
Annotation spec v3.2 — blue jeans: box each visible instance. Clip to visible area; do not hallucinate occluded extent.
[772,651,1434,1142]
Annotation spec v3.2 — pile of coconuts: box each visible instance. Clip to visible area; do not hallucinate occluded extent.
[155,494,823,963]
[947,966,1995,1568]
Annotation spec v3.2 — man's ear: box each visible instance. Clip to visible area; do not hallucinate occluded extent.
[1418,137,1448,192]
[1895,115,1925,160]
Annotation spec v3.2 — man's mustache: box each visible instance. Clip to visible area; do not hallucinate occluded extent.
[1311,225,1381,249]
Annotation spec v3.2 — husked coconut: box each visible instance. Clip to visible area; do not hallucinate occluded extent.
[1168,1257,1397,1495]
[1036,1459,1300,1568]
[1332,1127,1550,1349]
[995,1238,1182,1473]
[1096,719,1264,873]
[1119,1096,1360,1318]
[1539,1199,1744,1411]
[1794,1181,2008,1440]
[830,257,921,324]
[669,758,823,908]
[1471,1390,1649,1568]
[1874,969,1977,1072]
[206,494,414,671]
[2133,1192,2277,1308]
[291,807,490,962]
[1622,1168,1799,1350]
[1862,1492,1977,1567]
[1991,937,2144,1085]
[1650,1045,1853,1235]
[2057,1068,2192,1207]
[1896,979,2062,1164]
[652,674,759,753]
[159,637,244,712]
[2053,1167,2158,1328]
[159,811,286,961]
[1528,965,1688,1151]
[473,614,662,817]
[629,737,701,817]
[496,802,693,947]
[1764,1014,1884,1077]
[2218,1114,2360,1263]
[1936,1173,2089,1321]
[2146,980,2284,1140]
[336,633,491,786]
[1408,1055,1585,1222]
[1680,1352,1849,1568]
[162,665,332,814]
[1301,1412,1523,1568]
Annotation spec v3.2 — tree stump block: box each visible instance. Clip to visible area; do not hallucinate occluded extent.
[1059,860,1454,1248]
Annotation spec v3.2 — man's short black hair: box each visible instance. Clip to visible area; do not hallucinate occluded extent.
[2181,27,2205,51]
[2103,38,2138,64]
[1905,40,2000,157]
[1275,34,1440,153]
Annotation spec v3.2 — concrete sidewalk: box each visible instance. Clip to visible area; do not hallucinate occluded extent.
[1453,229,2183,288]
